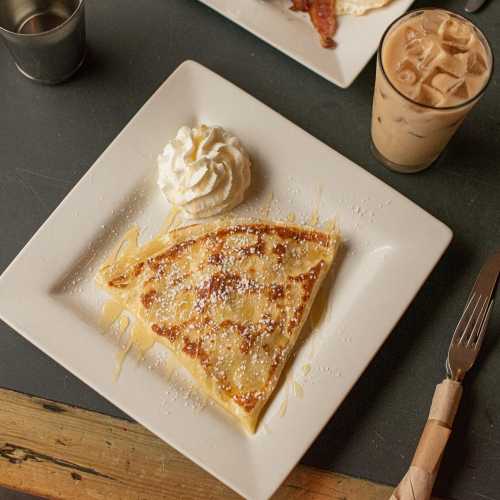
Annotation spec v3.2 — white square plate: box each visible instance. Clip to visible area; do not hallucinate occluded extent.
[0,61,451,499]
[197,0,414,87]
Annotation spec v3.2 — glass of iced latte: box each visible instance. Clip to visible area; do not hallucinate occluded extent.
[371,9,492,173]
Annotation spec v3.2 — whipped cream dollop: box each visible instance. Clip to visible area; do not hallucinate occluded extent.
[157,125,251,219]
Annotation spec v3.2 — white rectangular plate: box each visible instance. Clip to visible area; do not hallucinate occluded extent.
[0,61,451,500]
[197,0,414,87]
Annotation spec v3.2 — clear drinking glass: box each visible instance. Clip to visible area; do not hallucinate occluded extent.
[371,9,493,173]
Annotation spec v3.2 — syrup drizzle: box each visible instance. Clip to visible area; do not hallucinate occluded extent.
[278,398,288,417]
[117,315,130,337]
[260,192,274,218]
[309,187,322,226]
[292,381,304,399]
[157,206,181,237]
[100,300,123,331]
[131,321,156,360]
[101,226,140,268]
[114,335,134,381]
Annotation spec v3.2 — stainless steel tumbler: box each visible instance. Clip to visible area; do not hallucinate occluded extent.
[0,0,86,84]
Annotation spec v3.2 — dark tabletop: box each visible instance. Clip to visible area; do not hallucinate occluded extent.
[1,1,499,499]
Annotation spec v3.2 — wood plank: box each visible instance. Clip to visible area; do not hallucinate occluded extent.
[0,387,393,499]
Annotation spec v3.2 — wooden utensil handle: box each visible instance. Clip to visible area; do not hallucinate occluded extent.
[390,378,462,500]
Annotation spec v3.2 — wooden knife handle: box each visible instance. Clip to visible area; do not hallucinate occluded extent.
[390,378,462,500]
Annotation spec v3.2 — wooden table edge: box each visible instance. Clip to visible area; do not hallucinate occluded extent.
[0,386,395,499]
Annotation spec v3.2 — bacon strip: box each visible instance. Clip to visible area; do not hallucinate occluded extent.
[290,0,310,11]
[290,0,337,49]
[309,0,337,48]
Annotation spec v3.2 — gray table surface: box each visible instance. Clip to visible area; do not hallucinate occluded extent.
[1,0,499,499]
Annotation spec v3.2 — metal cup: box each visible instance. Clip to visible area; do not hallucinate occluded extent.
[0,0,86,84]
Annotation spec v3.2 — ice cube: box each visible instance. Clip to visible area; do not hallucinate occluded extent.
[406,38,425,57]
[467,51,488,76]
[437,53,467,78]
[415,84,444,107]
[421,11,448,34]
[407,38,436,61]
[405,27,422,43]
[396,59,420,86]
[439,19,473,50]
[431,73,461,94]
[451,81,469,100]
[442,41,469,55]
[418,40,443,70]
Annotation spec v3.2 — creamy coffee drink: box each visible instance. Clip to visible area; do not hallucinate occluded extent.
[371,9,492,172]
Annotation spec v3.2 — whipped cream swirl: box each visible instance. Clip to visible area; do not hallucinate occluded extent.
[157,125,251,219]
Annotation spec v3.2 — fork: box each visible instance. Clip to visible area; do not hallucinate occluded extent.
[391,251,499,500]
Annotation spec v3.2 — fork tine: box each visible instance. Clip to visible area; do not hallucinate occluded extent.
[473,300,494,352]
[467,297,489,347]
[459,293,486,345]
[451,292,477,345]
